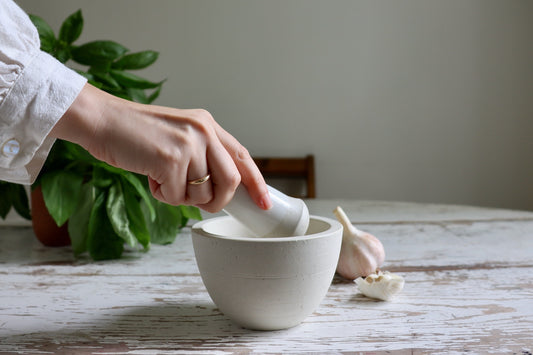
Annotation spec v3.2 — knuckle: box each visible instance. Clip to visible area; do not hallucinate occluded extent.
[169,198,185,206]
[201,204,220,214]
[187,111,215,141]
[197,108,213,118]
[152,145,171,164]
[158,189,186,207]
[226,171,241,189]
[191,108,213,124]
[158,145,183,166]
[195,195,212,206]
[179,130,195,149]
[235,145,251,161]
[200,199,212,206]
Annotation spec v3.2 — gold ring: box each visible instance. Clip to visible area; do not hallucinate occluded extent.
[187,173,211,185]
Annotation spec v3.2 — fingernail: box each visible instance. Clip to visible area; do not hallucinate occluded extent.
[260,192,273,210]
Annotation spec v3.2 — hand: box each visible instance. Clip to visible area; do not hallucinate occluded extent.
[50,84,272,212]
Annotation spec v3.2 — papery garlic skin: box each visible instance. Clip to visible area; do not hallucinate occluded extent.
[333,206,385,280]
[355,271,405,301]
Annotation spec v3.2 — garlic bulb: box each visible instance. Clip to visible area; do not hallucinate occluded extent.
[333,206,385,280]
[355,271,405,301]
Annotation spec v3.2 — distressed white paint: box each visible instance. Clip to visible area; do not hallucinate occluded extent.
[1,201,532,354]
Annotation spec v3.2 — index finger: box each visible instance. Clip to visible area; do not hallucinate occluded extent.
[214,125,272,210]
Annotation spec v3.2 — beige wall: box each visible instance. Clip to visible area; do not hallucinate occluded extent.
[17,0,533,210]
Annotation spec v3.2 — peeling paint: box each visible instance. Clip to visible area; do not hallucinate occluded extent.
[1,203,533,354]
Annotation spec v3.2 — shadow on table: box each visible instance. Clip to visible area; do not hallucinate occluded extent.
[1,302,280,353]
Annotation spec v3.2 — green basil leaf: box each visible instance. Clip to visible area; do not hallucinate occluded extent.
[10,184,31,220]
[112,50,159,70]
[147,84,162,104]
[87,191,124,260]
[0,182,12,219]
[41,170,83,226]
[29,14,56,53]
[71,40,128,66]
[106,181,138,248]
[55,48,71,63]
[92,166,114,188]
[59,9,83,44]
[76,69,111,89]
[180,205,202,221]
[98,162,126,175]
[88,62,112,74]
[122,181,150,249]
[104,89,131,101]
[109,70,162,89]
[88,70,121,89]
[119,173,155,221]
[68,183,94,256]
[88,79,103,89]
[126,88,149,104]
[0,203,10,219]
[35,141,95,188]
[142,194,182,245]
[75,70,95,81]
[57,141,98,165]
[0,183,30,220]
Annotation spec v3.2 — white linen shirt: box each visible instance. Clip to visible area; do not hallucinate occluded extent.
[0,0,87,185]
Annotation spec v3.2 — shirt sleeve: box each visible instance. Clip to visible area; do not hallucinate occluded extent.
[0,0,87,185]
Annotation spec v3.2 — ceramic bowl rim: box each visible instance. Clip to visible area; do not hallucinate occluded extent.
[192,215,341,243]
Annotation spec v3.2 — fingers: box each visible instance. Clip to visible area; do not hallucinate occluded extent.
[145,109,240,211]
[213,125,272,210]
[149,155,214,208]
[196,139,241,213]
[148,132,214,207]
[147,159,186,205]
[184,143,213,206]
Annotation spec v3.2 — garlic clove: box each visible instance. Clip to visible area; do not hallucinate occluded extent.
[333,206,385,280]
[355,271,405,301]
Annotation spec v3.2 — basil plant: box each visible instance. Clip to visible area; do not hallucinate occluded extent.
[0,10,201,260]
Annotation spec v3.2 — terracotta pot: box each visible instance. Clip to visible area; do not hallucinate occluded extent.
[31,186,71,247]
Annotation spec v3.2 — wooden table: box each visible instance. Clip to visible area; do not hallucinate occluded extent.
[1,200,532,354]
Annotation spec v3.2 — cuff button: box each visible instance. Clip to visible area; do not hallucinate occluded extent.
[2,139,20,157]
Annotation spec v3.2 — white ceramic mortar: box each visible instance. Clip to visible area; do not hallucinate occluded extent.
[191,215,343,330]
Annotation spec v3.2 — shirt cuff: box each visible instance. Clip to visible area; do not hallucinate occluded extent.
[0,51,87,185]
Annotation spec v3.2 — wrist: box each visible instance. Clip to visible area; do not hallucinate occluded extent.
[50,83,111,150]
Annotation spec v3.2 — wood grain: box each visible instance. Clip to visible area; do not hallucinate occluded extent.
[1,201,532,354]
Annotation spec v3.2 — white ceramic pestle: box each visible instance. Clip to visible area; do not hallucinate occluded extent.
[223,184,310,237]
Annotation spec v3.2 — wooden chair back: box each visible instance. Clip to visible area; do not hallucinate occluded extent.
[252,155,315,198]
